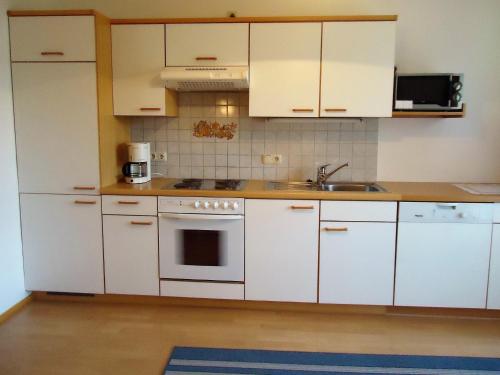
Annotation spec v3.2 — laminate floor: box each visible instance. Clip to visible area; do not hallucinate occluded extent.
[1,300,500,374]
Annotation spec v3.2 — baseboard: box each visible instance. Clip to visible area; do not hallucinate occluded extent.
[0,294,32,325]
[31,292,500,319]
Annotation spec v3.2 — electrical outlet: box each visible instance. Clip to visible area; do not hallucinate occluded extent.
[151,152,157,161]
[261,154,283,165]
[158,152,167,162]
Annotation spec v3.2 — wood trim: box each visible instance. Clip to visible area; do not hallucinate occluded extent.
[165,89,178,117]
[94,12,131,187]
[7,9,99,17]
[31,292,500,319]
[392,104,466,118]
[0,294,32,325]
[111,15,398,25]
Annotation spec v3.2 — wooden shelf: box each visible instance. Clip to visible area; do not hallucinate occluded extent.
[392,105,465,118]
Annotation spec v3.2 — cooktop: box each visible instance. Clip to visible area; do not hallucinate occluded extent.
[164,179,246,191]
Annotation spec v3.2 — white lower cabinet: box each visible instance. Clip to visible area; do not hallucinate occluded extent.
[245,199,319,303]
[20,194,104,294]
[487,224,500,309]
[103,215,159,296]
[319,222,396,305]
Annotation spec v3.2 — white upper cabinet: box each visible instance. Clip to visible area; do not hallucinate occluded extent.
[12,63,100,194]
[249,23,321,117]
[320,21,396,117]
[9,16,96,62]
[165,23,249,66]
[112,24,169,116]
[245,199,319,303]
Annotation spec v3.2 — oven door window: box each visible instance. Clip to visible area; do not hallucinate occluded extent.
[177,229,227,267]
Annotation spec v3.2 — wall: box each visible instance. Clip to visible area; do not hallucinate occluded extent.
[131,92,378,181]
[4,0,500,182]
[0,1,28,314]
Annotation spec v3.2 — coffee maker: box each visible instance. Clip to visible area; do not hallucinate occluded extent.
[122,142,151,184]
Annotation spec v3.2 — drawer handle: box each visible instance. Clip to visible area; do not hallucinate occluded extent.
[41,51,64,56]
[290,205,315,210]
[324,227,349,232]
[436,203,457,209]
[74,200,97,205]
[292,108,314,113]
[130,221,153,225]
[118,200,139,205]
[324,108,347,112]
[140,107,161,111]
[73,186,96,191]
[195,56,217,61]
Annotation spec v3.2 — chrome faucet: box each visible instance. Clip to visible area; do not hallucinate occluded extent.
[317,162,349,185]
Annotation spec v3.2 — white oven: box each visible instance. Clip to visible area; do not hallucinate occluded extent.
[158,197,244,282]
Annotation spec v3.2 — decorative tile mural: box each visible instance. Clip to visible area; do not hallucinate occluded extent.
[130,92,378,181]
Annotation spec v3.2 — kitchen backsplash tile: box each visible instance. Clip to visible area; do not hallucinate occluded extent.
[130,92,378,181]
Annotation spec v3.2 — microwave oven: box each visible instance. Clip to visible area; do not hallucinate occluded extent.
[394,73,463,111]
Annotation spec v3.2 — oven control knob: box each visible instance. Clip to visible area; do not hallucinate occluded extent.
[213,201,220,209]
[223,201,229,209]
[193,200,201,209]
[203,201,211,209]
[231,201,239,210]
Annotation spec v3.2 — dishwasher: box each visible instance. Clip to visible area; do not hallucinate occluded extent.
[395,202,493,308]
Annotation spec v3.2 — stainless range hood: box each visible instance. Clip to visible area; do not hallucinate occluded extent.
[160,66,249,91]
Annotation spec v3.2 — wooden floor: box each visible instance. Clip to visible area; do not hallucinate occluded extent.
[1,300,500,374]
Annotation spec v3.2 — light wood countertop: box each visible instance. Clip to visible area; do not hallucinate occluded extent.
[100,179,500,203]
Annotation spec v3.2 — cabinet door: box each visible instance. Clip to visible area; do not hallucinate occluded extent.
[319,222,396,305]
[12,63,100,194]
[395,223,491,308]
[20,194,104,294]
[487,225,500,309]
[9,16,95,62]
[112,25,170,116]
[245,199,319,302]
[165,23,248,66]
[103,215,159,296]
[249,23,321,117]
[320,22,396,117]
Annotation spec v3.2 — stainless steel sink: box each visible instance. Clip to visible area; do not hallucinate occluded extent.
[267,181,387,192]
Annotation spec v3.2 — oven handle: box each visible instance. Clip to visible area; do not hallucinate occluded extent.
[158,213,244,221]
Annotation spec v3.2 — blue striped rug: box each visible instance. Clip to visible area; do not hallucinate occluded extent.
[164,347,500,374]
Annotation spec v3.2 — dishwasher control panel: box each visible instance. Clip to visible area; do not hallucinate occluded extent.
[399,202,494,223]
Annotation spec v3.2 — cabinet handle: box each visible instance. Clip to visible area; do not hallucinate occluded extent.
[73,186,96,191]
[140,107,161,111]
[41,51,64,56]
[130,221,153,225]
[195,56,217,61]
[290,205,315,210]
[118,200,139,205]
[324,108,347,112]
[324,227,349,232]
[74,200,97,205]
[292,108,314,113]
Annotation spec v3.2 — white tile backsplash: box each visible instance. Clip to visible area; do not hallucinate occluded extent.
[130,92,379,181]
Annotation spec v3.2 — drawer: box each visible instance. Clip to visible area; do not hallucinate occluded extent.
[321,201,397,222]
[160,280,244,300]
[495,204,500,224]
[9,16,96,62]
[102,195,157,215]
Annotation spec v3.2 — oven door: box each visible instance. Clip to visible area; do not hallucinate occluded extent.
[158,213,244,282]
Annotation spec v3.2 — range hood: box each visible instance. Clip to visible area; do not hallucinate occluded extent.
[161,67,249,91]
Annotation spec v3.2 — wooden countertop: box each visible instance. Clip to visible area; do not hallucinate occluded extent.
[100,179,500,203]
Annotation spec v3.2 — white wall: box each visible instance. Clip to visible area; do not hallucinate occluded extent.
[0,0,28,314]
[3,0,500,182]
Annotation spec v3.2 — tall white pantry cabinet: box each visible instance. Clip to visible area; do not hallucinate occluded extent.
[9,15,107,293]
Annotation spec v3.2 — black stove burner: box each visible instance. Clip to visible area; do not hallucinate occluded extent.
[215,179,241,190]
[173,179,202,190]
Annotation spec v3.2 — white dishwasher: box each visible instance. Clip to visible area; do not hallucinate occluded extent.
[395,202,493,308]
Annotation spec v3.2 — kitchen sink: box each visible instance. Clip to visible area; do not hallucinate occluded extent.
[267,181,387,192]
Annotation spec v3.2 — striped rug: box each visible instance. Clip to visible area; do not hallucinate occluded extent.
[164,347,500,374]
